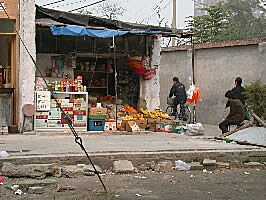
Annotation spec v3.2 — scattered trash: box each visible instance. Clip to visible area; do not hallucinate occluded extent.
[149,191,152,193]
[0,151,9,157]
[190,175,195,178]
[114,194,120,198]
[15,189,22,195]
[77,164,85,168]
[209,171,213,174]
[223,138,231,143]
[136,194,142,197]
[186,123,204,136]
[135,176,147,179]
[230,141,236,144]
[175,160,191,171]
[0,176,4,183]
[11,185,19,190]
[244,172,250,175]
[256,169,260,171]
[203,169,208,173]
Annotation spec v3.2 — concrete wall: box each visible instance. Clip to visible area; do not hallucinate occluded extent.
[18,0,36,130]
[139,36,161,111]
[160,42,266,125]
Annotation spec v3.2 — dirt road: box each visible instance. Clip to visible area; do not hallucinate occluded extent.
[1,168,265,200]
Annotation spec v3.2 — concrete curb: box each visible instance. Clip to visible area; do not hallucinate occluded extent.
[1,149,266,170]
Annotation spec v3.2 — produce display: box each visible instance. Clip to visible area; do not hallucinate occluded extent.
[140,108,171,119]
[120,108,170,121]
[123,106,137,113]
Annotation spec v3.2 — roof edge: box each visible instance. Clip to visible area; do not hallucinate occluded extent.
[162,38,266,52]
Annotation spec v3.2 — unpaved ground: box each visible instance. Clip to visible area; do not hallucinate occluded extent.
[0,168,265,200]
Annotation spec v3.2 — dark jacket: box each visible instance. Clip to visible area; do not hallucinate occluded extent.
[225,99,245,124]
[169,82,187,101]
[226,85,245,108]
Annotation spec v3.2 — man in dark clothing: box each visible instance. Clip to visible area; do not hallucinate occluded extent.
[226,77,245,108]
[169,77,187,114]
[219,90,245,134]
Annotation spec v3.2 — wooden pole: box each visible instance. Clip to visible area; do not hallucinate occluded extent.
[191,35,196,123]
[172,0,177,46]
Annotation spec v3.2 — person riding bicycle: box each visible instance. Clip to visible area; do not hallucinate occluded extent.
[169,77,187,115]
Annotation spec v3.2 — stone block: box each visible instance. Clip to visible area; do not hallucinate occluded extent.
[203,159,216,166]
[28,186,44,194]
[216,162,230,169]
[62,166,84,177]
[189,162,204,170]
[83,165,103,176]
[1,162,54,178]
[156,161,173,172]
[244,162,264,169]
[113,160,134,174]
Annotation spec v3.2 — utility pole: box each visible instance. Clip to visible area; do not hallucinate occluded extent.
[172,0,176,46]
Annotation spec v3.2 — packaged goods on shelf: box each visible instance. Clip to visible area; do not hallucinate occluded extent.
[73,107,86,111]
[48,108,61,119]
[36,112,49,116]
[62,107,74,112]
[74,115,87,121]
[74,111,86,116]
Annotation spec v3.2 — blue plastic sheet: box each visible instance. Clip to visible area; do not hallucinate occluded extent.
[50,25,162,38]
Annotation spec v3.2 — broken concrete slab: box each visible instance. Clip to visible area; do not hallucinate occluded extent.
[156,161,173,172]
[1,162,54,178]
[229,160,242,169]
[227,127,266,146]
[28,186,44,194]
[113,160,134,174]
[189,162,204,170]
[244,162,264,168]
[216,162,230,169]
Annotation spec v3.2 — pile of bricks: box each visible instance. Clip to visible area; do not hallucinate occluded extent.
[0,126,8,135]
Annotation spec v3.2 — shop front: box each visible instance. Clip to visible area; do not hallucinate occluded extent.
[33,6,188,133]
[0,0,18,131]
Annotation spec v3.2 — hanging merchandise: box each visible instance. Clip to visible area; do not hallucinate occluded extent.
[186,84,201,104]
[127,56,156,80]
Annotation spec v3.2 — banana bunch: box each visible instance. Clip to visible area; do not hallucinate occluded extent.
[121,113,145,120]
[140,108,170,119]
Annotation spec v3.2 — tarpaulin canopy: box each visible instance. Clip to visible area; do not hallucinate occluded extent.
[50,25,162,38]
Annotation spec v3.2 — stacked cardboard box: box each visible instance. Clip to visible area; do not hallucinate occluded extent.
[119,120,148,132]
[74,99,87,127]
[88,107,107,131]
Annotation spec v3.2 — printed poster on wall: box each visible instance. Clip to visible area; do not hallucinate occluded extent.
[36,91,51,111]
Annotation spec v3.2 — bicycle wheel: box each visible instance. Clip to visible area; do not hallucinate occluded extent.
[181,105,191,123]
[166,106,176,120]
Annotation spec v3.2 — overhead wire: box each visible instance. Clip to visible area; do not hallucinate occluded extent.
[0,3,107,193]
[51,0,94,8]
[41,0,67,7]
[140,0,171,24]
[69,0,106,12]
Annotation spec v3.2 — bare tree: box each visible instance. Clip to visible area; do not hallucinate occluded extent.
[95,1,126,20]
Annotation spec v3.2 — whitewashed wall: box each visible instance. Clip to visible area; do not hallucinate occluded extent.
[18,0,36,130]
[139,36,161,111]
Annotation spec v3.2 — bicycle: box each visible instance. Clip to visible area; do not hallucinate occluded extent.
[166,97,192,123]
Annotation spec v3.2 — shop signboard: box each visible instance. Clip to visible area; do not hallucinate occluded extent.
[36,91,51,111]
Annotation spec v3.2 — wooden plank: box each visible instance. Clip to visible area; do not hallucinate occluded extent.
[11,35,17,125]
